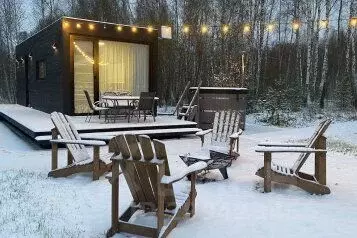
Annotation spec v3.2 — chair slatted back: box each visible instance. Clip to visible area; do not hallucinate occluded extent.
[109,134,177,210]
[50,112,90,162]
[84,90,96,111]
[211,110,241,145]
[292,119,332,172]
[138,92,156,111]
[152,138,177,210]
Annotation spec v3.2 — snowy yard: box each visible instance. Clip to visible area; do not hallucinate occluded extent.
[1,119,357,238]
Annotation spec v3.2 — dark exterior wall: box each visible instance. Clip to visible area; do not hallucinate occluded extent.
[16,20,64,113]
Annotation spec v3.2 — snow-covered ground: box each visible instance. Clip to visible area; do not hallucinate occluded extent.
[1,119,357,237]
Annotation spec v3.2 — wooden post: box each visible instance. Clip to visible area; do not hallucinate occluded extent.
[93,145,100,180]
[157,163,165,237]
[315,135,327,185]
[51,128,58,170]
[67,151,74,165]
[189,172,197,217]
[264,152,272,192]
[111,160,120,234]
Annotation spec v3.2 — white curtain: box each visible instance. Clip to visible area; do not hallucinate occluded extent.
[99,40,149,95]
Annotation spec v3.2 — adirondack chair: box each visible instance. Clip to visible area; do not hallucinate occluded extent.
[106,134,207,238]
[180,110,242,179]
[255,119,332,194]
[197,110,242,158]
[49,112,112,180]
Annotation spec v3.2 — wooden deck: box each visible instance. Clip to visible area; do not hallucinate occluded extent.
[0,104,200,147]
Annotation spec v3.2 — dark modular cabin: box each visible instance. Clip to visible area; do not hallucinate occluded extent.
[16,17,160,115]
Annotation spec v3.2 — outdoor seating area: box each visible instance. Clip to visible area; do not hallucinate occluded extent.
[84,90,158,123]
[2,7,357,238]
[3,101,357,237]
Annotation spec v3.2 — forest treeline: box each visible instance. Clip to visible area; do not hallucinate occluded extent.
[1,0,357,114]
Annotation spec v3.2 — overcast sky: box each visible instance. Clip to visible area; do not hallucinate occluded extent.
[21,0,36,32]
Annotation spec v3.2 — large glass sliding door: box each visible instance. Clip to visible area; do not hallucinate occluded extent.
[73,40,95,114]
[98,40,149,96]
[72,38,149,114]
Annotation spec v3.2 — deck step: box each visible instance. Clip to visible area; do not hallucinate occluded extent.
[36,128,201,142]
[0,104,200,148]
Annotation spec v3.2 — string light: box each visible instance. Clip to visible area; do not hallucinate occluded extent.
[183,25,189,33]
[63,21,70,29]
[350,17,357,28]
[73,41,107,66]
[222,25,229,33]
[319,20,329,29]
[292,21,300,31]
[243,24,250,34]
[117,25,123,32]
[76,23,81,29]
[88,24,95,30]
[147,26,154,33]
[52,43,57,51]
[131,26,138,33]
[266,23,275,32]
[201,25,208,34]
[73,42,94,64]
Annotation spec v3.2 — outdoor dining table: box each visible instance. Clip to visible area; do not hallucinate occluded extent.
[101,95,160,118]
[101,95,159,104]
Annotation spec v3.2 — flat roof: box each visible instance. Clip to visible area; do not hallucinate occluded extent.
[17,16,159,47]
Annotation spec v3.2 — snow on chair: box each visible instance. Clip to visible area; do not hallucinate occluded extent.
[255,119,332,194]
[106,134,206,238]
[198,110,243,158]
[180,110,242,179]
[49,112,112,180]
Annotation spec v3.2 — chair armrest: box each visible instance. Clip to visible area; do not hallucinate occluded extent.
[255,146,326,153]
[230,129,243,139]
[196,129,213,137]
[50,139,106,146]
[258,142,307,147]
[94,100,108,107]
[161,162,207,185]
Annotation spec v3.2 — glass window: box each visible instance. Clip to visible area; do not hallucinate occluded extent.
[37,60,46,80]
[98,40,149,95]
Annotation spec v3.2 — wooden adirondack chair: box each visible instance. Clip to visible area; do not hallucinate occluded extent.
[106,134,207,238]
[197,110,242,158]
[179,110,242,179]
[49,112,112,180]
[255,119,332,194]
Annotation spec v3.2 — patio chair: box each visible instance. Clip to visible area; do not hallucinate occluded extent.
[255,119,332,194]
[49,112,112,180]
[84,90,110,122]
[106,134,207,238]
[129,92,156,122]
[180,110,242,179]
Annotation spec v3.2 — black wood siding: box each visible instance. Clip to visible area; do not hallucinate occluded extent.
[16,20,64,113]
